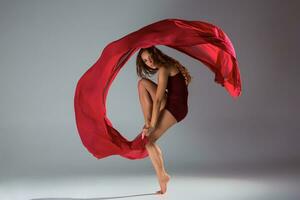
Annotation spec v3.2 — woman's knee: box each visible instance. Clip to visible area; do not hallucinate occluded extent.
[146,135,158,145]
[139,77,151,84]
[145,141,154,149]
[138,78,146,90]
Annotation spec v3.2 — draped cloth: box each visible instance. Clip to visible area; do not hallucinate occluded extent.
[74,18,242,160]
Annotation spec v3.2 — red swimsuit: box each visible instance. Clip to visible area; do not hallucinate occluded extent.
[164,72,189,122]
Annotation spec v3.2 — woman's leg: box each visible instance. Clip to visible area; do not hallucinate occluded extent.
[138,80,153,126]
[145,142,166,177]
[138,78,167,126]
[138,79,176,194]
[138,79,167,176]
[144,109,176,194]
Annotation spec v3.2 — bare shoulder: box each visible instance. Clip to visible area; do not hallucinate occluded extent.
[158,66,171,76]
[157,66,170,81]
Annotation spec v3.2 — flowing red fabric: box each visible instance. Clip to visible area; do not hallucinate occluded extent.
[74,18,242,160]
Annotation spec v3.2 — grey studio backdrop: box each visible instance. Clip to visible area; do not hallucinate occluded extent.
[0,0,299,181]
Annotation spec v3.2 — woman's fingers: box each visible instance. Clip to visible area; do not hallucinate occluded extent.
[142,132,145,139]
[142,128,149,139]
[142,126,155,139]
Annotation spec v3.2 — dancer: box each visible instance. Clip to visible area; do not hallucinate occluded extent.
[74,18,241,195]
[136,46,192,194]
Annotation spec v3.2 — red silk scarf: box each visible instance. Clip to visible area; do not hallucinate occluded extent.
[74,18,242,160]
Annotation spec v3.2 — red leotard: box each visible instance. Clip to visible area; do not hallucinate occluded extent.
[164,72,188,122]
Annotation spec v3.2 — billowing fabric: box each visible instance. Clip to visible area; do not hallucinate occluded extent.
[74,18,242,160]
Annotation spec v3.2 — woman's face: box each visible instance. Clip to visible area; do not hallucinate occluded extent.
[141,51,157,69]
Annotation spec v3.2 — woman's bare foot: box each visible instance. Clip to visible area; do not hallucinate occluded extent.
[156,190,162,194]
[156,173,171,194]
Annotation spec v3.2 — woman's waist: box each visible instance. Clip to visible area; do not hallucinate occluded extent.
[167,87,188,94]
[165,98,188,110]
[166,95,188,103]
[166,90,188,98]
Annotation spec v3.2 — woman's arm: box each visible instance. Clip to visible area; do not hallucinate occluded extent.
[150,67,169,129]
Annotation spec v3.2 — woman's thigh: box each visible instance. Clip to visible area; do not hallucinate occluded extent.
[139,78,168,111]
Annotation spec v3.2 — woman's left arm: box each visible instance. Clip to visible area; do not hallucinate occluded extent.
[150,67,169,129]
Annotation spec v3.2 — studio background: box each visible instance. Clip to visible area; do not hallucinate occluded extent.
[1,0,299,183]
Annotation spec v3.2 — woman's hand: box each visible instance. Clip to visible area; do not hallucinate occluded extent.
[142,125,155,139]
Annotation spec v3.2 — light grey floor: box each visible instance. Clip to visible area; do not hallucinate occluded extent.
[1,168,300,200]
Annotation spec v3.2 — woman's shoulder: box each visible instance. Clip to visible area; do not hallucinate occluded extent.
[156,66,171,82]
[168,65,180,76]
[157,65,180,79]
[157,65,170,75]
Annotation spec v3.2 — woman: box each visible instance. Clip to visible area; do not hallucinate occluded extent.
[136,46,192,194]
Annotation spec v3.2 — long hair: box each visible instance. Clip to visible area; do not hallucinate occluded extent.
[136,46,192,85]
